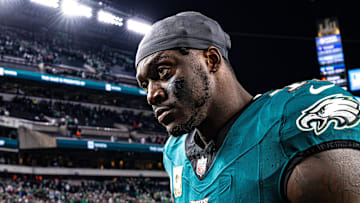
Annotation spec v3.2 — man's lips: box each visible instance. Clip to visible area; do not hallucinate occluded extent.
[155,106,172,122]
[155,107,173,119]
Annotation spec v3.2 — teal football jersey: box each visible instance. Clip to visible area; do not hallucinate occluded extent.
[163,79,360,202]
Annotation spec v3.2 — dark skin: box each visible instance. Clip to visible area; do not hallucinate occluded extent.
[136,46,252,142]
[287,148,360,203]
[136,46,360,202]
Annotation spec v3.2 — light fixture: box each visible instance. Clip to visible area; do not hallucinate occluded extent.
[98,10,123,27]
[127,19,151,35]
[61,0,92,18]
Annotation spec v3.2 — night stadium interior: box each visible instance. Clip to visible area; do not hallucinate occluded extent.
[1,0,360,202]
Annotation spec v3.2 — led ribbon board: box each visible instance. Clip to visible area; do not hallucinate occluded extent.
[0,137,163,152]
[0,67,146,96]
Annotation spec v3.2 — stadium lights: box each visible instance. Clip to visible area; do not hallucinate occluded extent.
[30,0,59,8]
[61,0,92,18]
[127,19,151,35]
[98,10,123,27]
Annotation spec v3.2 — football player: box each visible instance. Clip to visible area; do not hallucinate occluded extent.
[135,11,360,203]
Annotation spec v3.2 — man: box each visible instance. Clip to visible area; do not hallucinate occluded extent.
[135,11,360,202]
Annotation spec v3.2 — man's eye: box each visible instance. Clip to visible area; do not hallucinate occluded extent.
[158,68,170,79]
[141,82,148,91]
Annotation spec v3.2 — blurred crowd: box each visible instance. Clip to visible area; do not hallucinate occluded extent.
[0,175,171,202]
[0,21,171,203]
[0,96,165,135]
[0,149,164,170]
[0,81,150,111]
[0,24,136,85]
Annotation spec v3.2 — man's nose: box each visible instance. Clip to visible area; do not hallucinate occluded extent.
[147,82,167,105]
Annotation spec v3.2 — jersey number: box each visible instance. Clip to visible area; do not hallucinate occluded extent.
[269,81,309,97]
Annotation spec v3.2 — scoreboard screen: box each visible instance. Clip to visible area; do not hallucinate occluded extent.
[316,34,344,65]
[315,18,347,90]
[348,68,360,91]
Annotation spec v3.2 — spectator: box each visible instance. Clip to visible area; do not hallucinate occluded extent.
[0,175,171,202]
[0,24,136,86]
[6,97,165,134]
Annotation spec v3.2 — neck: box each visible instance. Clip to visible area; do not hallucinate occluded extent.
[197,80,253,145]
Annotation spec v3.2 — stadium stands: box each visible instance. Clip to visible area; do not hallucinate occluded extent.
[0,175,171,202]
[0,24,137,87]
[3,96,164,134]
[0,1,172,201]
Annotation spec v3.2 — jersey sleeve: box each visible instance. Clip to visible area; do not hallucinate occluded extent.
[280,81,360,156]
[279,80,360,200]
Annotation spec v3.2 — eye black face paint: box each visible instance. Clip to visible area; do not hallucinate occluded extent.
[166,60,211,137]
[173,78,186,100]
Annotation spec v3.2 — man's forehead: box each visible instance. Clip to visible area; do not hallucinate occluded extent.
[137,50,178,70]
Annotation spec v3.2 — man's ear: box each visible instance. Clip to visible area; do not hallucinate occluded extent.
[204,46,221,73]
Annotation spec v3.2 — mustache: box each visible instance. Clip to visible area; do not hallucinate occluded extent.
[152,103,176,112]
[152,103,176,119]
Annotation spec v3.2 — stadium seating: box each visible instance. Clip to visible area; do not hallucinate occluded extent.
[0,3,171,201]
[0,24,137,86]
[0,175,171,202]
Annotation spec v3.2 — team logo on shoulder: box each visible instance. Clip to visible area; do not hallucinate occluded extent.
[296,94,360,135]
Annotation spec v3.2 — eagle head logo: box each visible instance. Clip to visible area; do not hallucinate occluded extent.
[296,94,360,135]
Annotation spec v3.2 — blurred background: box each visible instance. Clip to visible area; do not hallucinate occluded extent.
[0,0,359,202]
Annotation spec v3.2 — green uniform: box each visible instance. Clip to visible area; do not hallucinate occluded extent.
[163,79,360,202]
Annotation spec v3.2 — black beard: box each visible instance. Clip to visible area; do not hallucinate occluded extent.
[167,61,211,137]
[169,110,198,137]
[170,125,193,137]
